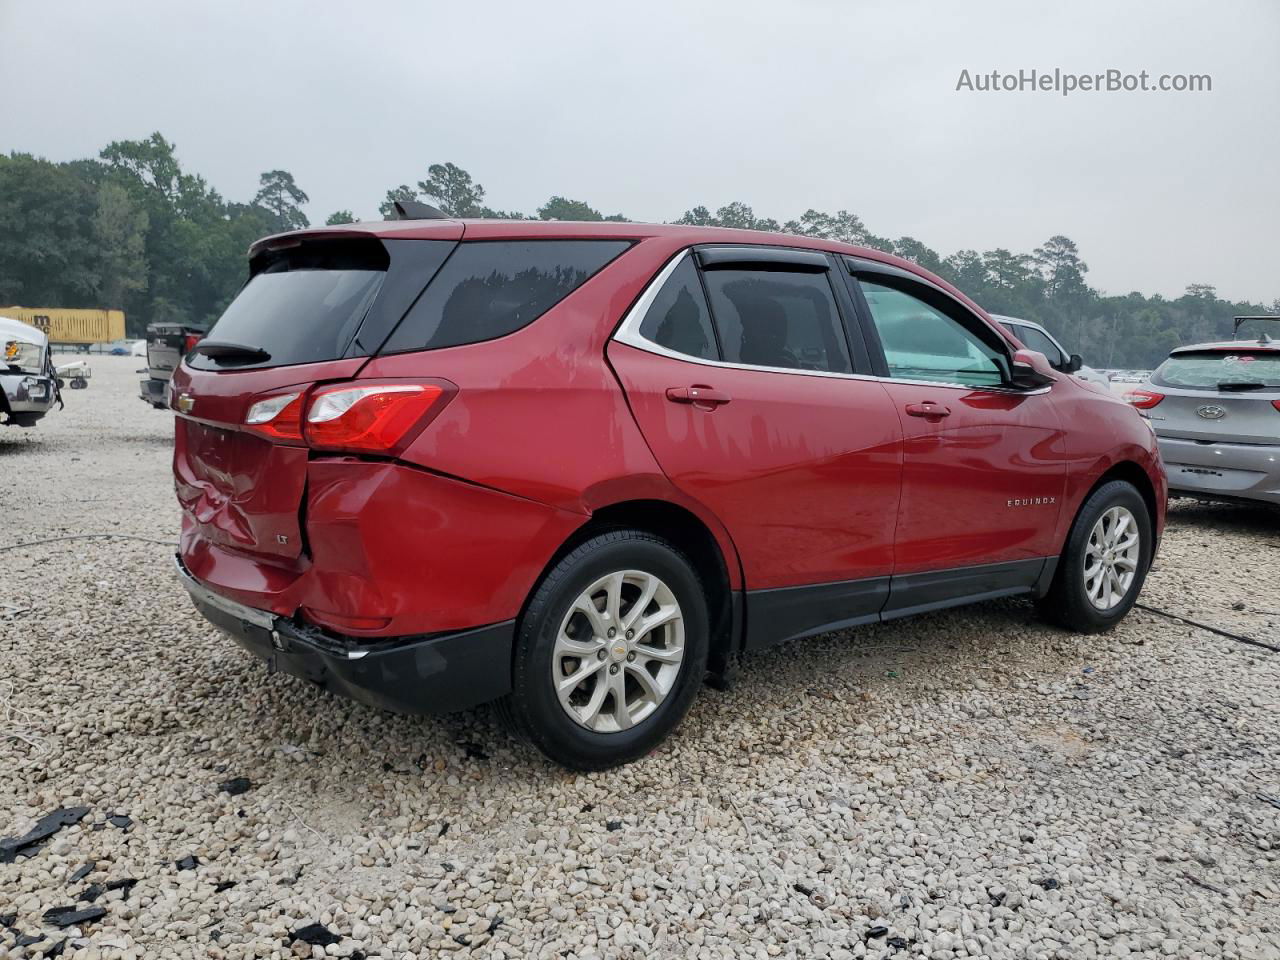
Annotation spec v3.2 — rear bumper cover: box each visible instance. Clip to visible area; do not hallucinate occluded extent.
[1158,435,1280,506]
[139,377,169,408]
[1,372,55,422]
[175,555,513,715]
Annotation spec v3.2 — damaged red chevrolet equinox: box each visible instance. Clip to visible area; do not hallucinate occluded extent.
[171,211,1166,769]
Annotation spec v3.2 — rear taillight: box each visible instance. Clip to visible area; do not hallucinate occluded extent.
[1273,400,1280,413]
[243,392,304,442]
[1123,389,1164,409]
[304,382,446,454]
[183,333,201,354]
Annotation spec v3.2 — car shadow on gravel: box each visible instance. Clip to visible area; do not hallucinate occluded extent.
[1166,498,1279,534]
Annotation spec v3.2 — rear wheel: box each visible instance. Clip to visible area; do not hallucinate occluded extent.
[498,530,709,769]
[1037,480,1152,632]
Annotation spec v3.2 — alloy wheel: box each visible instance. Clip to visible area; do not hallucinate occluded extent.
[552,570,685,733]
[1083,505,1141,610]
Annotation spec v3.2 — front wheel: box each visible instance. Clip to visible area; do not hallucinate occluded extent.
[498,530,709,770]
[1037,480,1153,633]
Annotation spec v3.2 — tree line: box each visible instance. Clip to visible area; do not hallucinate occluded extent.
[1,133,1272,367]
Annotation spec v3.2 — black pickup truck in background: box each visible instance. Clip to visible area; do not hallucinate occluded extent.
[139,322,204,409]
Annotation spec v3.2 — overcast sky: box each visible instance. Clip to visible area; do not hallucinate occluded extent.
[2,0,1277,303]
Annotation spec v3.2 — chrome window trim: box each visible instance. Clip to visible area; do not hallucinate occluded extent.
[612,249,1051,396]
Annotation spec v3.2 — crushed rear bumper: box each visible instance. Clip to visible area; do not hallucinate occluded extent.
[175,555,513,715]
[1158,436,1280,506]
[1,372,56,425]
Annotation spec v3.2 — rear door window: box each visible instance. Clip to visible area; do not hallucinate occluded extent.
[189,238,388,370]
[702,269,851,373]
[382,240,629,353]
[637,258,719,361]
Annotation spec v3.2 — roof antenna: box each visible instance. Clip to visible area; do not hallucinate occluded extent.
[393,200,450,221]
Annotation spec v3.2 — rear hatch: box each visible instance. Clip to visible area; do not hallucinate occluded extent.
[1142,348,1280,444]
[170,230,459,562]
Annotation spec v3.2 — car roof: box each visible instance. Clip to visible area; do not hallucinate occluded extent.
[248,219,993,323]
[0,315,47,345]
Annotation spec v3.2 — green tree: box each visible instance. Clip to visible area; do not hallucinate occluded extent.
[326,210,356,225]
[417,162,485,217]
[675,202,778,231]
[254,169,310,231]
[91,180,149,308]
[1033,235,1089,300]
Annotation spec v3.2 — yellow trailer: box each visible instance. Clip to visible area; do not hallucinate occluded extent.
[0,307,126,347]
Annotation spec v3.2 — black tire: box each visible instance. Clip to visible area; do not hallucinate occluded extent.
[1037,480,1153,633]
[498,529,709,770]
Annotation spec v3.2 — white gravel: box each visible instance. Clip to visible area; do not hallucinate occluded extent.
[1,355,1278,960]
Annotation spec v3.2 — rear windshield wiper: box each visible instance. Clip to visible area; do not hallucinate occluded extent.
[191,341,271,362]
[1216,381,1269,392]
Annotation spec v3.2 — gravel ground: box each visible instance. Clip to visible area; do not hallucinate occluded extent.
[1,355,1278,960]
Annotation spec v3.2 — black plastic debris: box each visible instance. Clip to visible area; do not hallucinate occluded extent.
[461,742,489,761]
[107,814,132,830]
[350,952,366,960]
[0,806,91,863]
[78,883,104,903]
[42,904,107,928]
[1258,793,1280,811]
[175,855,200,871]
[289,923,341,947]
[989,890,1007,906]
[214,880,237,893]
[15,934,41,948]
[886,936,909,949]
[580,803,594,813]
[866,925,889,940]
[442,862,455,872]
[47,938,68,957]
[606,820,622,832]
[0,912,15,927]
[1037,877,1060,890]
[438,822,449,838]
[792,882,814,897]
[69,862,95,884]
[218,777,252,796]
[453,934,471,946]
[106,878,139,897]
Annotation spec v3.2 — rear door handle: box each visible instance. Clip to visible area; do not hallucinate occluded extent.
[905,401,951,420]
[666,385,732,408]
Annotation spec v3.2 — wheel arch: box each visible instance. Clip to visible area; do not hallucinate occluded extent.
[525,497,742,679]
[1087,460,1160,536]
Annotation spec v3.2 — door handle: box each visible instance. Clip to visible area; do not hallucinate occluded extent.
[905,401,951,420]
[666,385,731,408]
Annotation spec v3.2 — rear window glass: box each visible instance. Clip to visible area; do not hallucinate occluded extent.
[1153,351,1280,389]
[382,240,629,353]
[189,239,386,370]
[703,270,850,373]
[638,258,719,360]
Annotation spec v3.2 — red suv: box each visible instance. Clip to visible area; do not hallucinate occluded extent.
[171,217,1166,769]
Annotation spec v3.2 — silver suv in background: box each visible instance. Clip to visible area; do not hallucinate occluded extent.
[1125,317,1280,507]
[992,315,1110,388]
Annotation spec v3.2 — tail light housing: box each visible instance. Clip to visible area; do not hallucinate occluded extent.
[1273,400,1280,413]
[1123,389,1164,409]
[183,333,202,354]
[241,380,453,454]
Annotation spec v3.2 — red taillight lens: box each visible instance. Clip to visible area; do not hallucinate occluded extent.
[243,391,304,442]
[183,333,201,354]
[1123,389,1164,409]
[304,382,445,454]
[1273,400,1280,413]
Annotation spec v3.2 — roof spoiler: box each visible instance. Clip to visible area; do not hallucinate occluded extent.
[393,200,451,221]
[1233,315,1280,342]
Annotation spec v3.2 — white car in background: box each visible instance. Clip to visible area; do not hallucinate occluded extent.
[1,314,60,427]
[992,315,1110,388]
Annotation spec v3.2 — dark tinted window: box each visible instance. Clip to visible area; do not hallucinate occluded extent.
[638,258,719,360]
[703,270,850,373]
[383,240,629,352]
[190,239,386,370]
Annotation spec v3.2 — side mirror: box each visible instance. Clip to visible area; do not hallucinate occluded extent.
[1064,353,1084,374]
[1009,349,1057,390]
